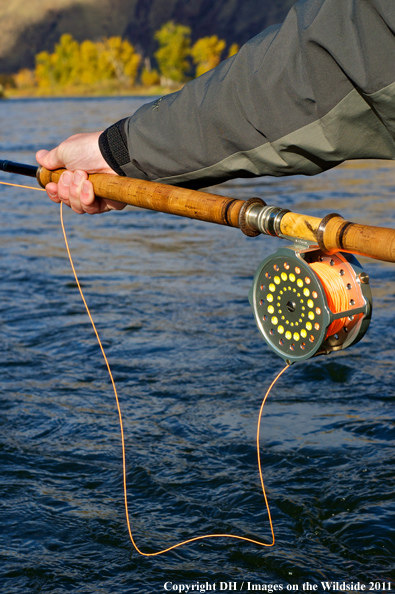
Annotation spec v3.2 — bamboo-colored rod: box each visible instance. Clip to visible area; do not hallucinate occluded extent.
[280,212,395,262]
[38,167,395,262]
[320,216,395,262]
[279,211,322,244]
[38,167,244,228]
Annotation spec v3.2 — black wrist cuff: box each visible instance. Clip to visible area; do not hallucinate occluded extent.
[99,118,130,176]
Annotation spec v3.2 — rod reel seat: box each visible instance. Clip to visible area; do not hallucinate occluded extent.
[249,245,372,364]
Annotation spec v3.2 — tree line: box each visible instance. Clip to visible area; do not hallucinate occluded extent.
[7,22,239,94]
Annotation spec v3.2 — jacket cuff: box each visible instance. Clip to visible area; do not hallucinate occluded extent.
[99,119,130,176]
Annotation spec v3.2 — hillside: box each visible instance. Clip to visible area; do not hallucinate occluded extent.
[0,0,297,74]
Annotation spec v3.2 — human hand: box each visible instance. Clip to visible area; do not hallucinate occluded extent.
[36,131,126,214]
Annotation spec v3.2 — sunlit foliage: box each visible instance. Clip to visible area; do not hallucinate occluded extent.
[141,67,160,87]
[34,34,141,89]
[227,43,239,58]
[191,35,226,77]
[154,21,192,84]
[9,26,240,95]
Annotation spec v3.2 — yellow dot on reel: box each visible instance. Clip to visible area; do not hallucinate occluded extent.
[293,332,300,341]
[306,321,312,331]
[308,311,315,320]
[301,329,307,338]
[268,305,275,314]
[267,293,274,303]
[278,325,285,334]
[274,276,281,285]
[285,331,292,340]
[289,273,296,282]
[307,299,314,308]
[303,288,310,297]
[269,283,276,292]
[271,316,278,325]
[281,272,288,281]
[297,278,304,288]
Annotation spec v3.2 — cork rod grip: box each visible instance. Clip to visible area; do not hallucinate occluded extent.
[319,216,395,263]
[280,212,395,262]
[38,167,395,262]
[38,167,244,228]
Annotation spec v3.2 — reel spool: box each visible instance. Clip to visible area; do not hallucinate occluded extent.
[249,246,372,364]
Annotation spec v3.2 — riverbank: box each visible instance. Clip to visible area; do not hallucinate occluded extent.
[3,82,182,99]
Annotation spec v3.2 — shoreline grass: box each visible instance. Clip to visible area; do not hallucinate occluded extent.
[2,82,183,100]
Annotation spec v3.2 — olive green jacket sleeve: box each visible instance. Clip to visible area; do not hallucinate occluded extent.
[99,0,395,189]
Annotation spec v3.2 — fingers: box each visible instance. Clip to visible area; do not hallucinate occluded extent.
[45,170,106,214]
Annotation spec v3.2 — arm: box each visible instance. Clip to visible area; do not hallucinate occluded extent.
[101,0,395,189]
[38,0,395,212]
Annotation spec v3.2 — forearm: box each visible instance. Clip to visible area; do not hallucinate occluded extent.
[100,0,395,189]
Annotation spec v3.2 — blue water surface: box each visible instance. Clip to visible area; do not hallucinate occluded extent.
[0,97,394,593]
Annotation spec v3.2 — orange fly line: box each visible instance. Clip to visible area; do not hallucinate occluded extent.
[1,179,289,555]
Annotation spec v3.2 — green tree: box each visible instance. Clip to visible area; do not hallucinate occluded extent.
[191,35,226,77]
[154,21,191,84]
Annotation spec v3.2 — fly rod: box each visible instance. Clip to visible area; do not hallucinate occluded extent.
[1,158,395,264]
[0,158,390,362]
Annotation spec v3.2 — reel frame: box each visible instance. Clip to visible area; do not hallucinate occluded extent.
[249,244,372,364]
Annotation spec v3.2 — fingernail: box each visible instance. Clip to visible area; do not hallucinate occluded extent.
[82,181,90,194]
[62,172,72,186]
[47,190,56,197]
[73,171,82,184]
[36,149,48,158]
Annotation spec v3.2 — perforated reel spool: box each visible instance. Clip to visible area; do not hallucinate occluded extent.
[249,246,372,364]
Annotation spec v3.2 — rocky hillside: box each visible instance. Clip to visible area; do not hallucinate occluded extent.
[0,0,297,74]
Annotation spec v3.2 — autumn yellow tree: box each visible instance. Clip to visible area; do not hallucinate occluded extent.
[227,43,239,58]
[191,35,226,77]
[35,51,55,87]
[35,34,141,89]
[35,34,80,87]
[154,22,191,84]
[78,40,100,85]
[53,33,80,85]
[98,37,141,85]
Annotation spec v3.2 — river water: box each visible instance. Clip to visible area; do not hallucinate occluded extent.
[0,97,394,593]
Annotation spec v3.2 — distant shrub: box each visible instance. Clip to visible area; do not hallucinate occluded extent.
[141,68,160,87]
[191,35,226,77]
[14,69,36,89]
[34,33,141,89]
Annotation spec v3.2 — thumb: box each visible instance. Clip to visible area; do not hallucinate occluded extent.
[36,147,65,170]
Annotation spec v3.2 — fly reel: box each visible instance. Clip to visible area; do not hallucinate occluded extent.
[249,245,372,364]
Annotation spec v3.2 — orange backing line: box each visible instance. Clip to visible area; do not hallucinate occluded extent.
[60,203,289,555]
[1,179,289,555]
[309,261,350,336]
[0,180,46,192]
